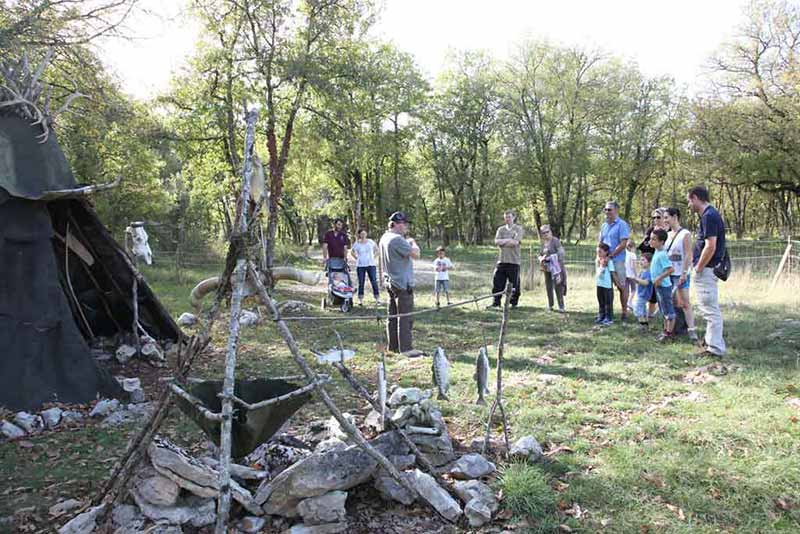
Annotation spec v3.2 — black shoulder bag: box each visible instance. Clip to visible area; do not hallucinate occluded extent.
[713,248,731,281]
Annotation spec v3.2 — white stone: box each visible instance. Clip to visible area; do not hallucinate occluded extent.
[287,523,348,534]
[314,437,347,454]
[14,412,43,433]
[464,498,493,527]
[135,475,180,507]
[148,437,261,515]
[238,516,268,533]
[407,469,462,522]
[453,480,498,512]
[116,377,145,404]
[177,312,198,326]
[363,410,383,433]
[373,473,415,505]
[89,399,120,418]
[239,309,260,327]
[41,407,63,429]
[389,454,416,470]
[1,421,25,439]
[131,491,215,527]
[260,431,408,515]
[509,435,543,462]
[145,526,181,534]
[387,387,431,408]
[115,345,136,364]
[49,499,81,516]
[110,504,142,528]
[325,413,355,442]
[296,491,347,525]
[141,340,164,362]
[61,411,85,425]
[449,453,496,480]
[58,503,106,534]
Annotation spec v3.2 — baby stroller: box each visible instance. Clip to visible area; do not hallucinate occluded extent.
[322,257,354,312]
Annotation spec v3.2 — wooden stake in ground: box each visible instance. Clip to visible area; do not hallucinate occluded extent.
[771,236,793,290]
[483,281,512,457]
[215,109,258,534]
[246,262,454,522]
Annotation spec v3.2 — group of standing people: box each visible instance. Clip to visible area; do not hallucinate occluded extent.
[592,186,727,356]
[321,184,727,359]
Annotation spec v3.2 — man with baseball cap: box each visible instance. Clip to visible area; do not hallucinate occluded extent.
[379,212,423,357]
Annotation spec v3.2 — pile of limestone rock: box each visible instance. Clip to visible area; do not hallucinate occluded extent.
[61,386,544,533]
[1,378,150,440]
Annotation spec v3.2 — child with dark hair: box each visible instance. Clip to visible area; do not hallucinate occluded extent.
[432,246,454,306]
[595,242,615,325]
[649,229,676,341]
[632,252,654,330]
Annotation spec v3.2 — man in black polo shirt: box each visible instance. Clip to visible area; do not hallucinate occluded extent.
[321,218,350,267]
[687,185,726,357]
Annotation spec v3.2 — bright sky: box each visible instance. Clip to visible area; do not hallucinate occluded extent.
[100,0,749,100]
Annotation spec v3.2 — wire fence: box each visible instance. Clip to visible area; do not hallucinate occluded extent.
[143,239,799,290]
[548,239,799,280]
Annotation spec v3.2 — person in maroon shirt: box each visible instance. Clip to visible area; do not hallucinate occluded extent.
[321,218,351,266]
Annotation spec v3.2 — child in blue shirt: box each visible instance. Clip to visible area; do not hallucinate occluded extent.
[632,252,654,330]
[649,229,676,341]
[595,243,615,325]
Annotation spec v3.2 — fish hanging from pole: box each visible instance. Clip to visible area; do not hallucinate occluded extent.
[377,360,387,429]
[431,347,450,401]
[475,346,490,405]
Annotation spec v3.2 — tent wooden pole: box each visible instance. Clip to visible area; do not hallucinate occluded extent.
[771,236,793,290]
[214,109,258,534]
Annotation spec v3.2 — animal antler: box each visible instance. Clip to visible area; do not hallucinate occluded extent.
[0,49,85,143]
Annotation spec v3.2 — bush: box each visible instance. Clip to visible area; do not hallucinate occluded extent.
[499,463,560,529]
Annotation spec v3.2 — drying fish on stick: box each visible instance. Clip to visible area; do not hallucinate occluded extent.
[431,346,451,401]
[475,345,491,405]
[377,359,387,429]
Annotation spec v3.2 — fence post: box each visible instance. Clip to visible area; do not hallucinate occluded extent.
[175,221,185,283]
[770,235,793,290]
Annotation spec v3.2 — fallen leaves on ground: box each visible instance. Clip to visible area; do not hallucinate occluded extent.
[665,503,686,520]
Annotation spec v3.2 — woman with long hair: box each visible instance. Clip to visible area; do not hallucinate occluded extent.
[663,207,698,342]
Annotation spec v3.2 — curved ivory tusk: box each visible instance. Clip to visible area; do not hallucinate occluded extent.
[40,175,122,200]
[272,266,323,286]
[189,267,322,310]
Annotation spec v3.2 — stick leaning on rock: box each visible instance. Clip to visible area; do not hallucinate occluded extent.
[247,262,455,522]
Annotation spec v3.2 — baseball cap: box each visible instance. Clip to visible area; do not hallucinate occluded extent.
[389,211,411,223]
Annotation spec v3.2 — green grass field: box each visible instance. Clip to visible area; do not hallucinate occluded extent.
[2,245,799,533]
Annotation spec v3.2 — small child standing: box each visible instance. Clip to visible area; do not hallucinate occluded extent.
[625,240,638,312]
[632,253,654,330]
[432,246,454,306]
[595,243,615,325]
[649,229,676,342]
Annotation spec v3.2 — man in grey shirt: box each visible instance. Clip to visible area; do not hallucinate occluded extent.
[379,212,422,357]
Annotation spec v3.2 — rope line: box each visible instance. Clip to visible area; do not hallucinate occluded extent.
[278,290,506,322]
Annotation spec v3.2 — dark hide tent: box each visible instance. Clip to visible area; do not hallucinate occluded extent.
[0,115,182,411]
